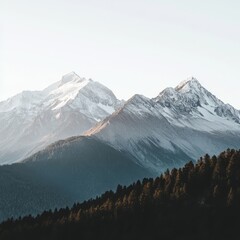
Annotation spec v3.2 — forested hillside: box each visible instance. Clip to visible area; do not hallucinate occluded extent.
[0,136,151,222]
[1,149,240,240]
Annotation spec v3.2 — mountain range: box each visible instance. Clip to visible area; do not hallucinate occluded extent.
[0,73,239,221]
[1,74,239,170]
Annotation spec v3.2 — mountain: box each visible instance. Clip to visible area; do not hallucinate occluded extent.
[0,77,239,222]
[86,78,240,174]
[0,136,151,222]
[0,72,123,164]
[1,149,240,240]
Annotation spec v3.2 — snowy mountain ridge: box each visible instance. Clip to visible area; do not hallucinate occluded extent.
[86,78,240,173]
[154,77,240,129]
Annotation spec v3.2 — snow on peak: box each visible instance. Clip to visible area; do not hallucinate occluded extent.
[42,73,123,120]
[155,78,204,103]
[173,77,223,108]
[48,77,90,111]
[157,87,178,99]
[59,72,85,86]
[175,77,202,93]
[153,77,240,128]
[68,80,122,117]
[1,71,122,119]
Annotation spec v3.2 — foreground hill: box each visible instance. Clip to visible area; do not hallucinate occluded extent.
[1,149,240,240]
[0,137,150,222]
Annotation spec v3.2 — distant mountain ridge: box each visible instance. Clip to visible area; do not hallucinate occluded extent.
[86,77,240,173]
[0,72,123,164]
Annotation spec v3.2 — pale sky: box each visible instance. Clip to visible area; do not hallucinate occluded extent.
[1,0,240,108]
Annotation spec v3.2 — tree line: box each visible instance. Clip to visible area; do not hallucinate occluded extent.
[1,148,240,240]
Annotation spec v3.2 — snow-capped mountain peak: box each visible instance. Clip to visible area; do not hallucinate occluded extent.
[0,72,123,164]
[42,72,122,117]
[157,87,178,103]
[175,77,202,93]
[48,77,91,111]
[156,77,222,108]
[59,71,86,86]
[152,78,240,131]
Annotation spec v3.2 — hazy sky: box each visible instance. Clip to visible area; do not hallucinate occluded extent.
[1,0,240,108]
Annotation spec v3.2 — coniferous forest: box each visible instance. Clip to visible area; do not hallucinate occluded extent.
[1,149,240,240]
